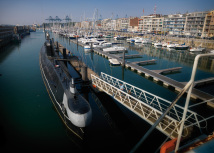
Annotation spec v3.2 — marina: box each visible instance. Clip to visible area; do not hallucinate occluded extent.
[1,28,214,153]
[1,1,214,152]
[69,38,214,106]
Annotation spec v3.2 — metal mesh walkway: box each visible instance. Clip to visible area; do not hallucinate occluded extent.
[91,72,205,139]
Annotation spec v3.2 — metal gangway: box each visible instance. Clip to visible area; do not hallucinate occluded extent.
[91,72,206,139]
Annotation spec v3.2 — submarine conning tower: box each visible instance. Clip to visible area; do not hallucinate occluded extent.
[46,32,50,40]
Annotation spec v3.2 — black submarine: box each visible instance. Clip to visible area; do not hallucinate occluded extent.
[39,32,92,139]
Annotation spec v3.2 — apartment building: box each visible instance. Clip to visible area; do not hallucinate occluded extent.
[184,11,208,36]
[101,18,112,30]
[202,10,214,37]
[128,17,139,32]
[110,20,117,30]
[138,14,163,34]
[81,21,90,29]
[163,14,186,35]
[116,18,129,31]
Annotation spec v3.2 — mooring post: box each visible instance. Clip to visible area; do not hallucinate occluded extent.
[90,42,93,51]
[63,48,67,67]
[81,66,88,82]
[56,41,59,50]
[122,51,125,67]
[63,48,67,59]
[55,41,59,55]
[44,23,45,32]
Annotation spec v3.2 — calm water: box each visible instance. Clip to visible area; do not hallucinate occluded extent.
[0,30,214,153]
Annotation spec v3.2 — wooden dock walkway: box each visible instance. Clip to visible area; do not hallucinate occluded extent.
[182,77,214,87]
[194,77,214,86]
[152,67,182,74]
[116,54,142,59]
[131,59,156,65]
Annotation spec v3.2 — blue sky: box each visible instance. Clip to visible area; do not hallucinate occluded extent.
[0,0,214,25]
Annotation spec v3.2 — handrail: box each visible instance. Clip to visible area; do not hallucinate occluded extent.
[129,53,214,153]
[175,53,214,152]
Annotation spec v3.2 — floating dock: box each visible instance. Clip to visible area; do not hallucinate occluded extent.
[131,59,156,65]
[117,54,143,59]
[152,67,182,74]
[56,42,99,80]
[109,58,120,66]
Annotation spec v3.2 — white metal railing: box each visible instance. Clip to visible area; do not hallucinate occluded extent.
[91,72,205,138]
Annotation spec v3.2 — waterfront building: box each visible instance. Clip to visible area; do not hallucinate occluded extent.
[74,22,81,28]
[138,19,143,32]
[116,18,129,31]
[101,18,112,30]
[0,26,14,48]
[202,10,214,37]
[128,17,139,32]
[184,11,208,37]
[163,14,186,35]
[110,19,117,31]
[138,14,163,34]
[81,21,90,29]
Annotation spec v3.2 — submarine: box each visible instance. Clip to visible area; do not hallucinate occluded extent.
[39,32,92,139]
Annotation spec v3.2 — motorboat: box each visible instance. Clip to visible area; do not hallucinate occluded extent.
[126,38,131,43]
[103,46,127,53]
[154,42,162,47]
[175,43,189,50]
[130,38,136,43]
[142,39,152,44]
[190,46,205,52]
[114,36,127,40]
[84,45,92,50]
[167,43,178,49]
[101,42,112,47]
[134,37,143,43]
[162,41,171,47]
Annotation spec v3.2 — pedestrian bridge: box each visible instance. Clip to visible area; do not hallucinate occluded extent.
[91,72,206,139]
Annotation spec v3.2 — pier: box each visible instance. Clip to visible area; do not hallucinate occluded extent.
[117,54,143,59]
[182,77,214,87]
[55,42,99,80]
[68,39,214,106]
[130,59,156,65]
[109,58,120,66]
[152,67,182,74]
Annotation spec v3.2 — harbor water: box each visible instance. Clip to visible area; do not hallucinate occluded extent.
[0,30,214,153]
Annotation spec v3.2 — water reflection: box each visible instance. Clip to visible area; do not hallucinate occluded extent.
[128,43,214,73]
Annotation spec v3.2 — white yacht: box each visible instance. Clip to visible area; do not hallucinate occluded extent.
[167,43,179,49]
[103,46,127,53]
[84,45,92,50]
[154,42,162,47]
[175,43,189,50]
[142,39,152,44]
[134,37,143,43]
[190,46,205,52]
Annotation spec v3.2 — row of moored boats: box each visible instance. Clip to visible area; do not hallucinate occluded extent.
[126,37,206,52]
